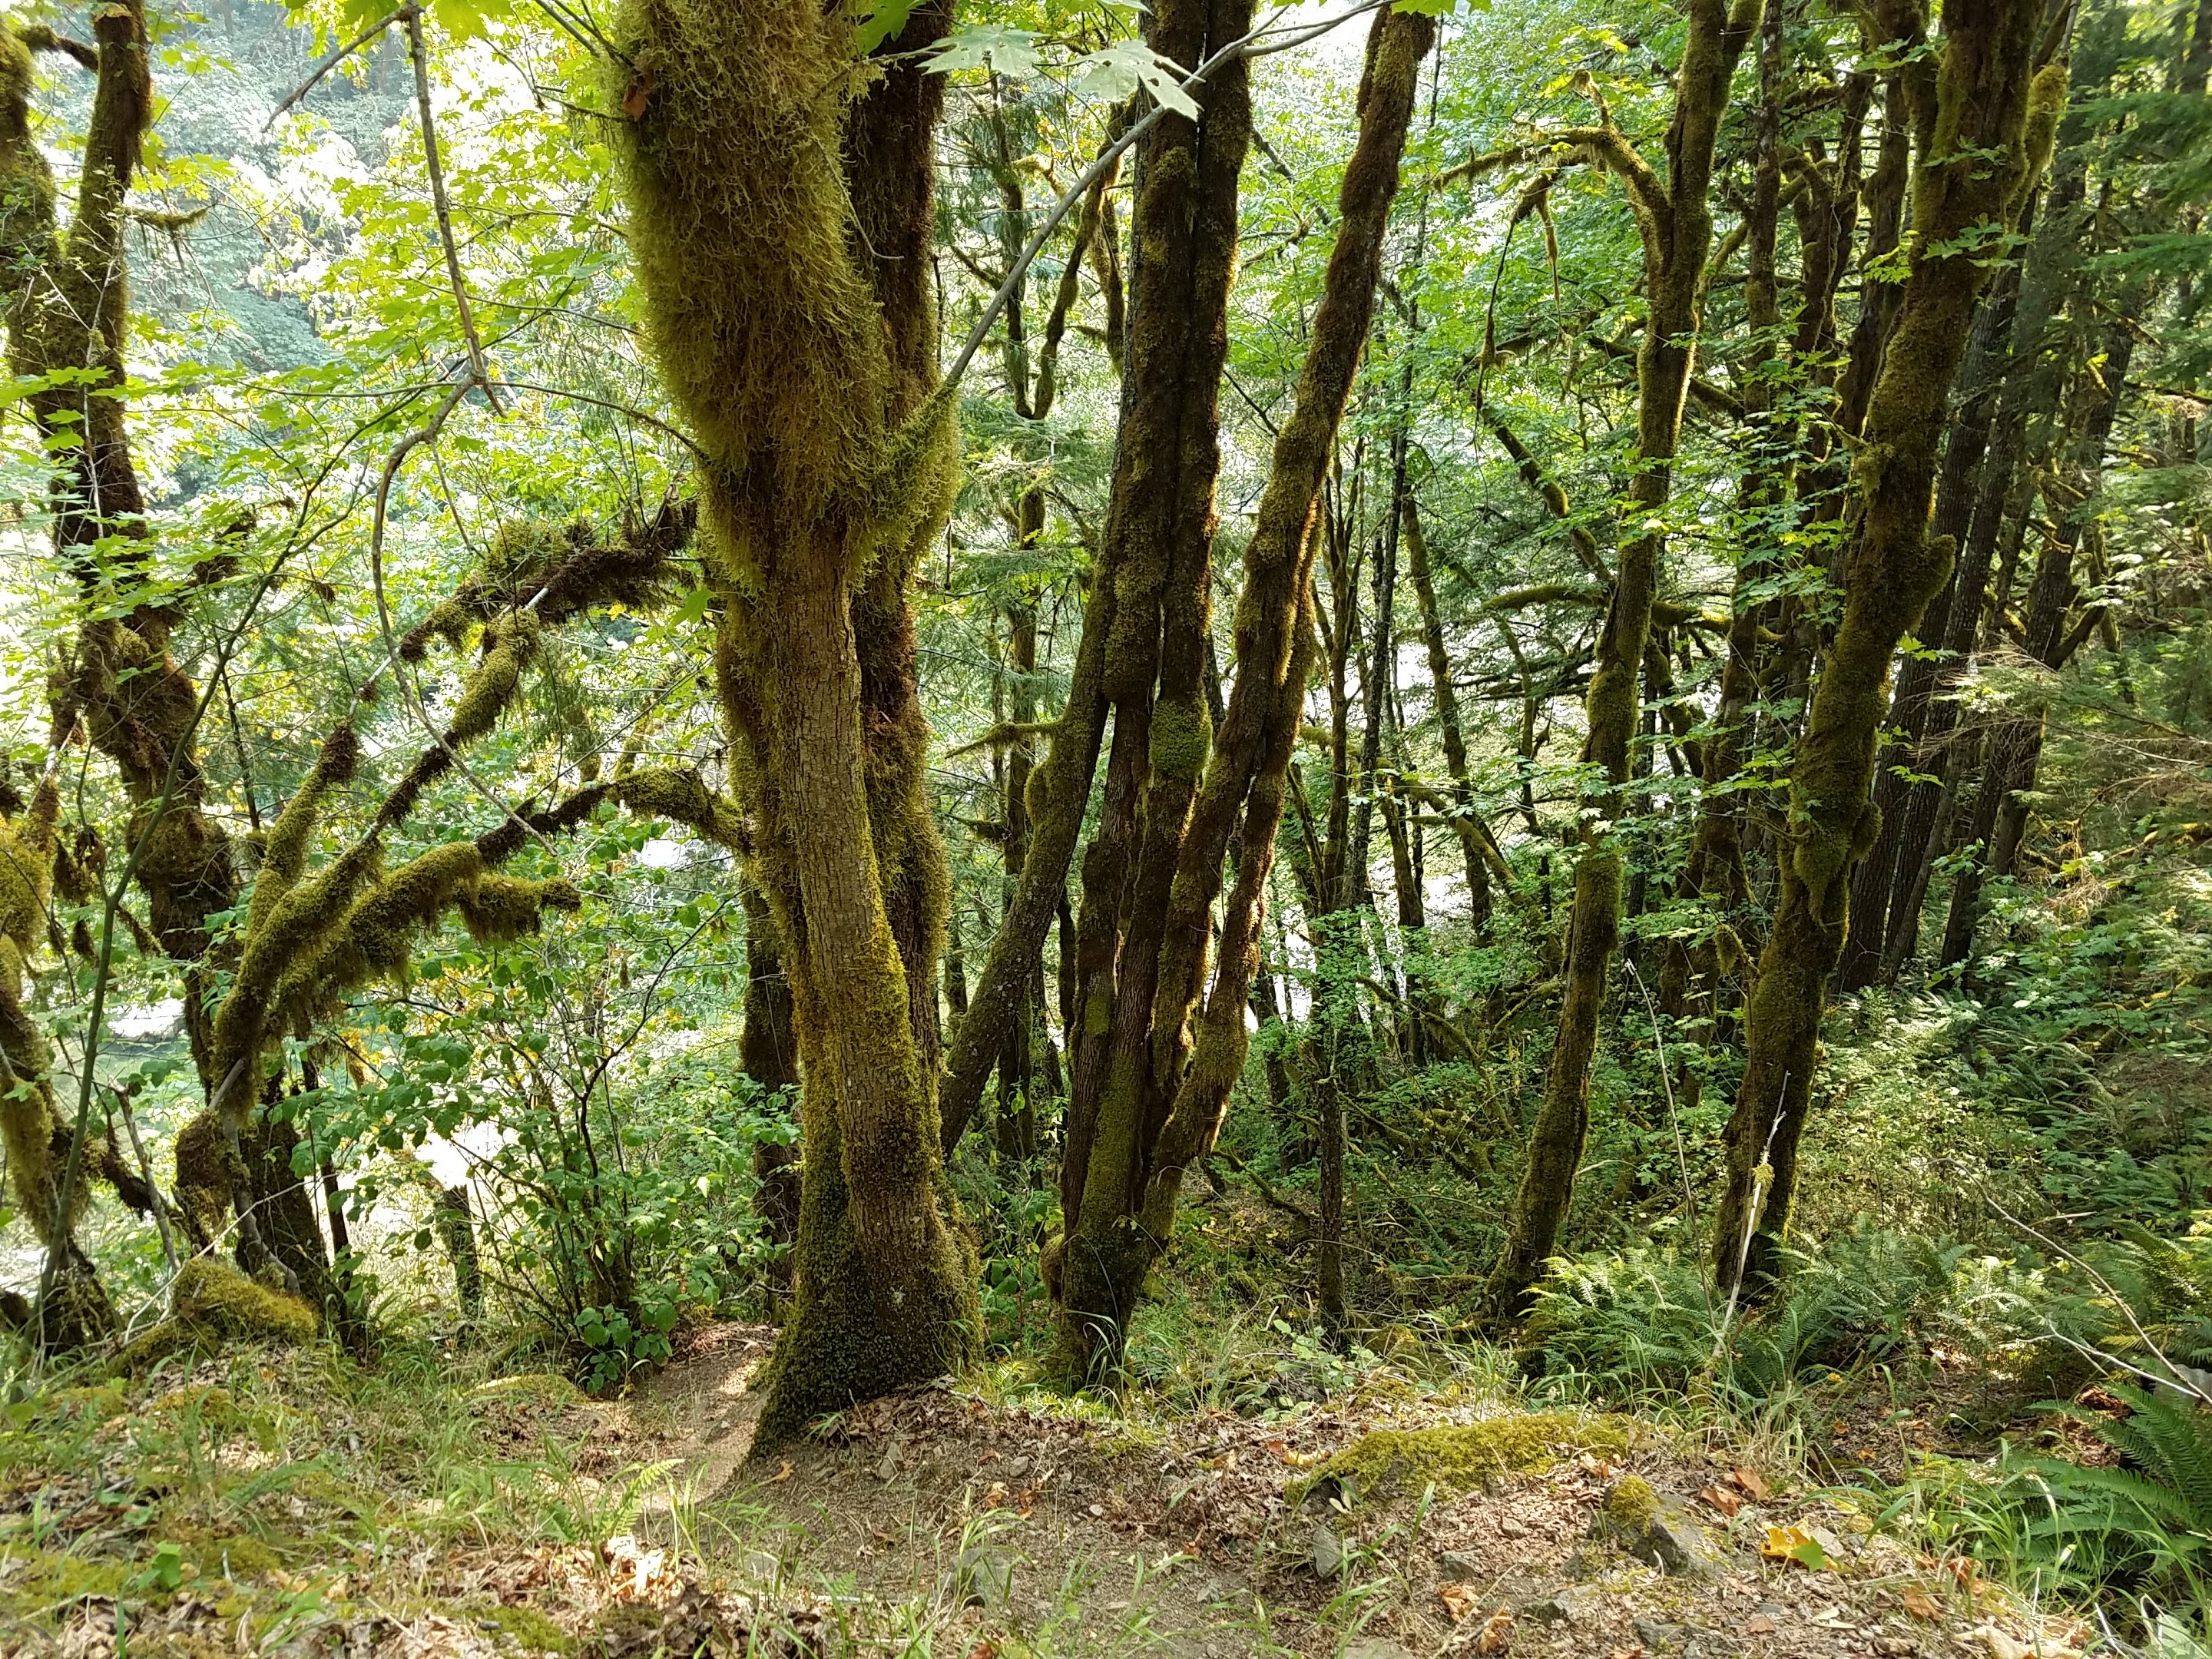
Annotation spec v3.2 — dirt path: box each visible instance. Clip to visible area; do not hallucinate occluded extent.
[584,1324,2090,1659]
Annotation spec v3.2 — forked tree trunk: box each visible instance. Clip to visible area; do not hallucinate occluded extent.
[1482,0,1762,1320]
[1714,0,2061,1295]
[610,0,979,1445]
[1051,5,1434,1379]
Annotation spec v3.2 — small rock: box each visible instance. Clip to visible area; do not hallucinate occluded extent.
[1439,1548,1481,1578]
[875,1438,904,1482]
[1520,1585,1601,1625]
[1300,1470,1359,1514]
[1343,1642,1419,1659]
[1496,1515,1528,1538]
[1635,1616,1684,1650]
[1310,1522,1346,1577]
[948,1545,1015,1607]
[1596,1478,1727,1577]
[1002,1455,1031,1479]
[1756,1602,1786,1620]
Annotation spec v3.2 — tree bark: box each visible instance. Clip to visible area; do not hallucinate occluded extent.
[1051,5,1433,1378]
[1483,0,1762,1320]
[1713,0,2060,1296]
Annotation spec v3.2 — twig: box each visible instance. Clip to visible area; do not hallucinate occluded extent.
[405,5,504,415]
[942,0,1396,396]
[264,8,406,131]
[108,1082,179,1276]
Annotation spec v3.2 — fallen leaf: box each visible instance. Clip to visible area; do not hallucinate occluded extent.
[1731,1466,1772,1501]
[770,1459,793,1483]
[1700,1484,1743,1517]
[966,1642,998,1659]
[1473,1608,1514,1654]
[620,64,656,118]
[1745,1616,1777,1635]
[1262,1438,1290,1462]
[1901,1586,1940,1621]
[1438,1582,1477,1624]
[1760,1524,1828,1571]
[1608,1649,1646,1659]
[983,1481,1009,1506]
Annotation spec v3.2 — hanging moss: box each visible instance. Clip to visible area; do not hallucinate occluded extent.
[458,874,581,943]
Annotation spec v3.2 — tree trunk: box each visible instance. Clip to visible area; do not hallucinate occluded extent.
[611,0,980,1445]
[1714,0,2059,1296]
[1051,5,1433,1379]
[1484,0,1761,1320]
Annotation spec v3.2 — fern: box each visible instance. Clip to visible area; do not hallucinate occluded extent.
[2011,1384,2212,1627]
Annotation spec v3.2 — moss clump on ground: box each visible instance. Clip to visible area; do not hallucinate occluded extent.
[0,1548,132,1621]
[1600,1472,1661,1532]
[115,1258,319,1372]
[1289,1411,1644,1505]
[479,1601,576,1654]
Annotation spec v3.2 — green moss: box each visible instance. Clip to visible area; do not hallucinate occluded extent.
[1601,1472,1660,1531]
[458,875,581,944]
[1147,694,1212,783]
[147,1382,241,1426]
[470,1372,586,1406]
[446,614,541,749]
[164,1523,287,1579]
[176,1257,318,1344]
[480,1601,575,1654]
[0,1547,131,1618]
[1288,1412,1642,1505]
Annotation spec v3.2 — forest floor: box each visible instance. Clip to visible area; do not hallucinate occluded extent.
[0,1300,2102,1659]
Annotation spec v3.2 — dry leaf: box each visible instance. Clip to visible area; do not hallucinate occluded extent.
[1732,1465,1772,1501]
[1745,1615,1777,1634]
[1439,1582,1477,1624]
[983,1481,1010,1507]
[967,1642,998,1659]
[1760,1524,1827,1570]
[620,65,656,118]
[1700,1484,1743,1517]
[1262,1438,1290,1462]
[1608,1649,1646,1659]
[1901,1586,1940,1621]
[770,1459,793,1483]
[1473,1608,1514,1654]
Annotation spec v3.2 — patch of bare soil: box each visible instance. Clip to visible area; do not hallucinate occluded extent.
[574,1325,2093,1659]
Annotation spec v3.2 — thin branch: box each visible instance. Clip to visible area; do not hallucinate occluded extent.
[264,8,406,131]
[405,5,503,415]
[942,0,1396,396]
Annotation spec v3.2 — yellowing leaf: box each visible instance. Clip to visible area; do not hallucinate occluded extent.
[1760,1524,1827,1570]
[1902,1586,1940,1621]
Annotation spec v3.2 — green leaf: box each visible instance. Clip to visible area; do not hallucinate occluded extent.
[853,0,918,53]
[1073,38,1198,118]
[925,24,1043,79]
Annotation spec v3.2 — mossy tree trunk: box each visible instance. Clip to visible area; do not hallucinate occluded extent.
[1940,289,2139,970]
[1049,6,1434,1379]
[0,8,319,1325]
[1482,0,1762,1321]
[610,0,979,1445]
[740,880,800,1272]
[1713,0,2062,1296]
[938,127,1131,1159]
